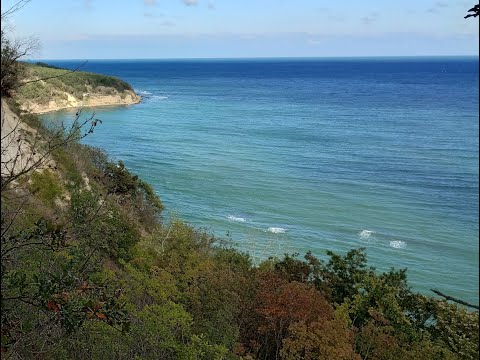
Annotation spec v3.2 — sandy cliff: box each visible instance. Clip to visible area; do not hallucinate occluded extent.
[1,100,54,180]
[20,89,141,114]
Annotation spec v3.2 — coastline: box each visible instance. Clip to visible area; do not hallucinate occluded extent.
[19,91,142,115]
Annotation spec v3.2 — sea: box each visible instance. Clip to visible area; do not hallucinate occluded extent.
[39,57,479,305]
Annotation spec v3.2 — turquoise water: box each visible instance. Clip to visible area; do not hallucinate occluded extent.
[41,58,479,304]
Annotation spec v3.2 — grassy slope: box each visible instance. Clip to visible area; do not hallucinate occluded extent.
[16,62,135,106]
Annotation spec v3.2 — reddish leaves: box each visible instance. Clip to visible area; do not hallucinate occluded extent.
[255,272,333,333]
[95,312,107,320]
[46,301,60,312]
[240,271,335,358]
[84,302,108,321]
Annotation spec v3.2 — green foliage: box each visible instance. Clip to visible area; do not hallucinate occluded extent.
[16,63,134,104]
[432,302,479,359]
[69,190,139,262]
[104,160,139,195]
[92,159,164,231]
[274,252,313,283]
[65,303,228,360]
[320,248,375,304]
[281,315,360,360]
[1,218,127,355]
[1,30,27,96]
[34,61,65,70]
[16,78,51,103]
[29,169,64,206]
[52,147,84,187]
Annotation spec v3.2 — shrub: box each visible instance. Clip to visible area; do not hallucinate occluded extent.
[29,170,64,206]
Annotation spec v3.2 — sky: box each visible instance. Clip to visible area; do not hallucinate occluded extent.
[1,0,479,59]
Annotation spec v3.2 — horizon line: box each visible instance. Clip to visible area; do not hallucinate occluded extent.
[30,54,480,62]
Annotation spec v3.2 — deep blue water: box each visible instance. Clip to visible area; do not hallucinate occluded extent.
[41,57,479,304]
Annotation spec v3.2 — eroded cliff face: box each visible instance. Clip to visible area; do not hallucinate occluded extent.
[19,89,141,114]
[1,100,54,182]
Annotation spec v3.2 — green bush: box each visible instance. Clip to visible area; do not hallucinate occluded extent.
[69,190,139,262]
[29,170,64,206]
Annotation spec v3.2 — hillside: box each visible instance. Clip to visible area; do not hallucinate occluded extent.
[1,70,478,359]
[15,62,140,114]
[1,99,53,181]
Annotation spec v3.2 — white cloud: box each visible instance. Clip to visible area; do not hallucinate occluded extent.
[361,12,379,25]
[307,39,322,45]
[159,20,176,27]
[182,0,198,6]
[427,1,449,13]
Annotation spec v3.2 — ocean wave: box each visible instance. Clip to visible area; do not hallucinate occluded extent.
[268,227,287,234]
[136,90,152,95]
[227,215,246,222]
[358,229,374,240]
[152,95,169,100]
[136,91,169,103]
[389,240,407,249]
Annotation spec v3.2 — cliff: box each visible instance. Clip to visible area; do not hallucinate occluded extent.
[15,62,141,114]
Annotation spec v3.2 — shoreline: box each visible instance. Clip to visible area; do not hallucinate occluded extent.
[19,90,142,115]
[25,96,142,115]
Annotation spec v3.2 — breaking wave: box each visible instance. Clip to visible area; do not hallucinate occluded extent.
[389,240,407,249]
[268,227,287,234]
[227,215,246,222]
[358,229,374,240]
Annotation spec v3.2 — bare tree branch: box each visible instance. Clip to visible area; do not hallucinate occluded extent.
[19,60,89,88]
[1,0,31,19]
[1,109,99,192]
[431,289,479,310]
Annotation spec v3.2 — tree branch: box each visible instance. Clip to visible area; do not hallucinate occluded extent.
[18,60,88,87]
[1,0,31,19]
[431,289,479,310]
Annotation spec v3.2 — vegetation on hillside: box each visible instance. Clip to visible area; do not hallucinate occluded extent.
[1,97,478,358]
[14,62,135,106]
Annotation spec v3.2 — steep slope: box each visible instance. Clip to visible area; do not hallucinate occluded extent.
[1,99,54,183]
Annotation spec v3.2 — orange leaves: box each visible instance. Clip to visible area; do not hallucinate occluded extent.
[255,272,333,332]
[95,312,107,320]
[77,281,93,292]
[281,319,360,360]
[47,301,60,312]
[86,311,107,320]
[241,271,336,358]
[84,302,108,321]
[368,309,390,326]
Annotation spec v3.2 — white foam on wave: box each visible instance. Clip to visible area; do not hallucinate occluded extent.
[152,95,169,100]
[389,240,407,249]
[268,227,287,234]
[358,229,374,240]
[136,90,152,95]
[227,215,246,223]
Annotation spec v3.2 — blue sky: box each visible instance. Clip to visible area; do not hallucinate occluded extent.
[1,0,479,59]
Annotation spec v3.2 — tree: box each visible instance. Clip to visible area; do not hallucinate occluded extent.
[239,271,335,359]
[1,27,39,97]
[464,4,480,18]
[281,318,360,360]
